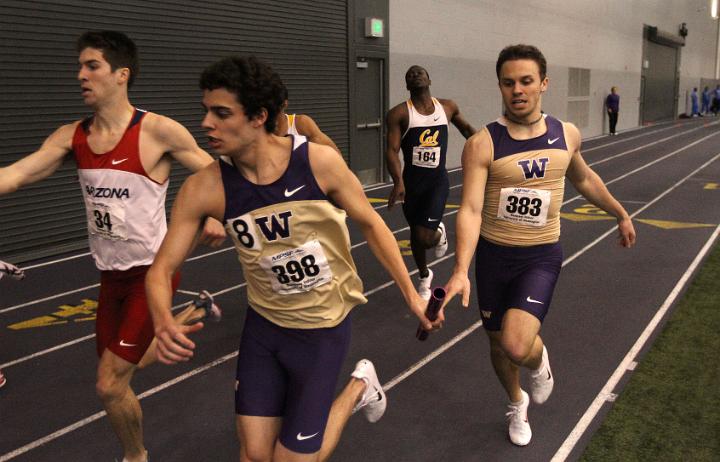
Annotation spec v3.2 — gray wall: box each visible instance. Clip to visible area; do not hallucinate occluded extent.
[389,0,720,168]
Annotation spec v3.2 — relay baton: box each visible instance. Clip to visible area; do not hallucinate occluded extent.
[416,287,447,341]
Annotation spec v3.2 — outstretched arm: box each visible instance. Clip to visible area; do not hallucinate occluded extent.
[0,123,75,195]
[564,123,636,247]
[146,165,225,364]
[442,130,490,310]
[310,144,439,332]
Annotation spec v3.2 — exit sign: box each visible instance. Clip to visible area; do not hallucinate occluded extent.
[364,17,384,38]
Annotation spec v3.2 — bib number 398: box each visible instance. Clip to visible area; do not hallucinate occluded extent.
[260,239,332,294]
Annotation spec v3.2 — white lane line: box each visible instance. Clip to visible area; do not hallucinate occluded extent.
[551,223,720,462]
[9,120,683,274]
[0,200,397,314]
[586,122,719,167]
[383,320,484,392]
[0,351,240,462]
[4,159,717,460]
[0,284,100,314]
[565,131,720,206]
[563,152,720,267]
[0,334,96,369]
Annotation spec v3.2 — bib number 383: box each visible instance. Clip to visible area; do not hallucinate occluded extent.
[259,239,333,294]
[497,187,551,227]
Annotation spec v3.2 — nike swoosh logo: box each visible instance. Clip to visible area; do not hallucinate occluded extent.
[119,340,137,347]
[433,116,440,121]
[526,296,544,305]
[428,218,440,222]
[296,431,320,441]
[547,137,559,145]
[112,158,128,165]
[284,185,305,197]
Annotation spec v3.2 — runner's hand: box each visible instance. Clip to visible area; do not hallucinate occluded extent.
[0,260,25,281]
[617,217,636,248]
[388,183,405,209]
[198,217,226,247]
[154,319,204,365]
[442,270,471,310]
[410,291,443,332]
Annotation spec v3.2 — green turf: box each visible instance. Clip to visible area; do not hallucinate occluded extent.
[580,240,720,462]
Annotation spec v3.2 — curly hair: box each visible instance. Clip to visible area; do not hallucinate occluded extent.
[77,31,139,88]
[496,44,547,80]
[199,56,285,133]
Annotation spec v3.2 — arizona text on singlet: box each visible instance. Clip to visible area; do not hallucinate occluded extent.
[400,97,449,183]
[72,109,169,271]
[221,135,367,329]
[481,115,572,246]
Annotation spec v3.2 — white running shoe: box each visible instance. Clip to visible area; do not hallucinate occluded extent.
[530,345,554,404]
[506,390,531,446]
[434,222,448,258]
[417,269,433,300]
[187,290,222,324]
[351,359,387,423]
[0,370,6,388]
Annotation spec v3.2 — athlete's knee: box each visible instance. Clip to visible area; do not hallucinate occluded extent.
[411,228,436,248]
[241,447,273,462]
[499,336,533,365]
[95,371,126,402]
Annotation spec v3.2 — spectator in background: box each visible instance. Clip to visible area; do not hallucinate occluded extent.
[690,87,699,117]
[701,86,711,115]
[714,85,720,116]
[605,86,620,135]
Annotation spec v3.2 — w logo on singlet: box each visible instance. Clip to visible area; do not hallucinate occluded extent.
[255,211,293,241]
[517,158,549,179]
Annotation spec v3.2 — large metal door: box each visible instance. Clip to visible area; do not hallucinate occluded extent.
[642,41,679,123]
[0,0,349,263]
[351,57,383,185]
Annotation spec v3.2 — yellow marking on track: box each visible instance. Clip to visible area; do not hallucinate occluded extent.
[8,299,98,330]
[635,219,716,229]
[573,204,608,215]
[704,182,719,190]
[445,204,460,209]
[397,239,413,256]
[368,198,388,203]
[560,213,614,222]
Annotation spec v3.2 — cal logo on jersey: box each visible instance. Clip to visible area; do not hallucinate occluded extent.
[517,158,549,179]
[229,210,293,250]
[418,129,440,147]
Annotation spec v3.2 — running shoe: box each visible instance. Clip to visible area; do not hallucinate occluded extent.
[434,222,448,258]
[0,370,6,388]
[187,290,222,324]
[529,345,554,404]
[506,390,531,446]
[351,359,387,423]
[0,260,25,281]
[417,269,433,301]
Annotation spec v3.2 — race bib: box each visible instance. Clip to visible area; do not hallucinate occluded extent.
[87,202,128,240]
[259,239,333,294]
[497,187,551,227]
[411,146,440,168]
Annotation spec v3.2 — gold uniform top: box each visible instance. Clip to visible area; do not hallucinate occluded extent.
[219,135,366,329]
[481,116,572,246]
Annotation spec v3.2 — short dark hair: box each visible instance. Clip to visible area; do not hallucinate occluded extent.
[77,31,139,88]
[199,56,285,133]
[496,44,547,80]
